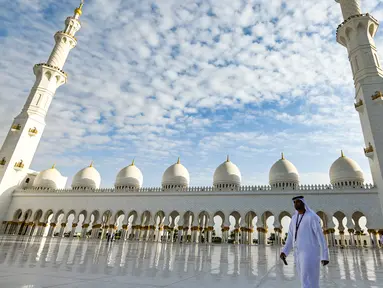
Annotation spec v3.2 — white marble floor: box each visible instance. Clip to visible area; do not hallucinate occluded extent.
[0,236,382,288]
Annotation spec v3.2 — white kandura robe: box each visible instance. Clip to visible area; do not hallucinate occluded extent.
[282,211,329,288]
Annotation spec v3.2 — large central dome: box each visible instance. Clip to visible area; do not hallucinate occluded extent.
[72,162,101,189]
[269,154,299,189]
[162,158,190,189]
[33,165,63,190]
[115,160,143,189]
[213,156,241,188]
[329,151,364,187]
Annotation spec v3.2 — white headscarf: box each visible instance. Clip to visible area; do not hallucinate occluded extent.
[292,196,320,220]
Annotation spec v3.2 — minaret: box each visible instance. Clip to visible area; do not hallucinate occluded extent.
[335,0,383,212]
[0,1,84,217]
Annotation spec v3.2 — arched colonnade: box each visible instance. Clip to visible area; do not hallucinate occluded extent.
[1,208,381,248]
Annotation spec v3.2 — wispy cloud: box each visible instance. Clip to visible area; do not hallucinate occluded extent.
[0,0,381,187]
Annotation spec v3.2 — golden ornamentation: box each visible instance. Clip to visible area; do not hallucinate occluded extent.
[89,161,94,167]
[92,224,101,229]
[354,99,363,108]
[72,223,78,228]
[364,142,374,154]
[0,157,6,166]
[371,91,383,100]
[28,127,38,136]
[61,223,66,227]
[50,223,56,227]
[51,164,56,169]
[177,157,180,164]
[74,1,84,16]
[348,228,355,233]
[226,155,230,162]
[341,150,344,157]
[82,224,89,228]
[11,124,21,131]
[14,160,24,169]
[281,153,285,160]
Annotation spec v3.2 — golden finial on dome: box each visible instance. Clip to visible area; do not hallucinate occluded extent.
[341,150,345,157]
[51,163,56,169]
[281,152,285,160]
[74,0,84,16]
[177,157,180,164]
[89,161,94,167]
[226,155,230,162]
[131,158,135,166]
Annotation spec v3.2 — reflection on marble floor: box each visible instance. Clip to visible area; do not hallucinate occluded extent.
[0,236,382,288]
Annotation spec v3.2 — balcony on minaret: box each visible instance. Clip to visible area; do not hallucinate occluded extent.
[371,91,383,105]
[28,127,38,137]
[364,143,374,158]
[354,99,364,112]
[11,124,21,132]
[14,160,24,171]
[0,157,6,166]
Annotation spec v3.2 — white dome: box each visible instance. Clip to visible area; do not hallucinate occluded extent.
[115,161,143,189]
[213,157,241,187]
[269,154,299,186]
[72,163,101,189]
[329,151,364,186]
[162,158,190,188]
[33,165,62,189]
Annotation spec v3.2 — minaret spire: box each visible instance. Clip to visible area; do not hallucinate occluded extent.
[335,0,383,214]
[0,1,84,220]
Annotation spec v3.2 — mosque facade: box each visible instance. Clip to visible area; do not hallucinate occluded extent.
[0,0,383,247]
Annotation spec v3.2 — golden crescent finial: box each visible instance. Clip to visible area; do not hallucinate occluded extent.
[281,152,285,160]
[89,161,93,167]
[131,158,135,166]
[177,157,180,164]
[74,1,84,16]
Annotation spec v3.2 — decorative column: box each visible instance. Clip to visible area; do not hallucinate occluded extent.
[368,229,378,247]
[70,223,77,238]
[183,226,189,243]
[91,224,101,239]
[257,227,266,245]
[355,230,362,246]
[121,224,128,240]
[222,226,229,243]
[25,222,33,236]
[47,223,56,237]
[339,230,345,246]
[348,229,356,247]
[81,224,89,238]
[274,228,282,246]
[149,225,155,241]
[207,226,214,244]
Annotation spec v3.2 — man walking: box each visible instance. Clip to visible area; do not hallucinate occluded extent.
[280,196,329,288]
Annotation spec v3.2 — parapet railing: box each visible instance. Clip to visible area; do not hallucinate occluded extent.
[16,183,376,194]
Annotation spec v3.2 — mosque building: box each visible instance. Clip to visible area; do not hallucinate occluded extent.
[0,0,382,247]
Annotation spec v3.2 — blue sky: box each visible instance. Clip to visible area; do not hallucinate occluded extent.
[0,0,382,188]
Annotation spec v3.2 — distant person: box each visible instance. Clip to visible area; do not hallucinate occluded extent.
[280,196,329,288]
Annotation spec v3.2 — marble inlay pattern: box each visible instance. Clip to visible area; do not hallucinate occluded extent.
[0,236,381,288]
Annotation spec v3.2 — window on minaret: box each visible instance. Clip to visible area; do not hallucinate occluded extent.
[355,56,360,71]
[36,94,42,106]
[374,54,380,67]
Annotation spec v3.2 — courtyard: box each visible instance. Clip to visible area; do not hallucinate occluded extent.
[0,236,381,287]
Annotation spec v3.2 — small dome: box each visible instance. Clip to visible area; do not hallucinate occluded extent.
[115,160,143,189]
[329,151,364,186]
[269,154,299,188]
[162,158,190,189]
[72,162,101,189]
[33,165,63,190]
[213,156,241,187]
